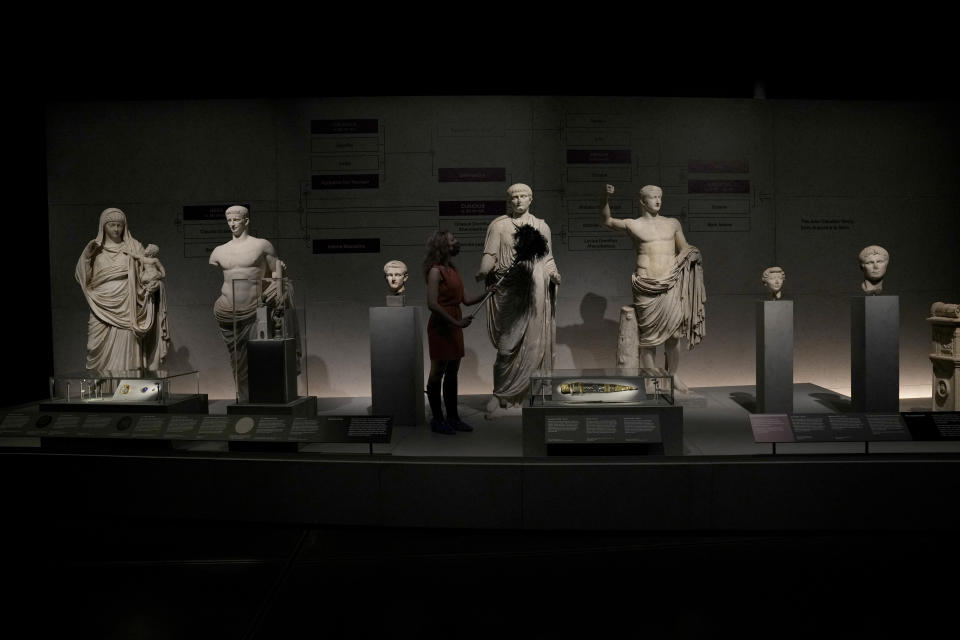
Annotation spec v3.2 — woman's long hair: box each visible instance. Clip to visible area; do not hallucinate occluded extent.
[422,230,453,281]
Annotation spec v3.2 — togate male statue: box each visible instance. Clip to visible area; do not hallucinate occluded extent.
[762,266,786,300]
[210,205,297,401]
[601,184,705,392]
[76,207,170,371]
[858,245,889,295]
[476,183,561,414]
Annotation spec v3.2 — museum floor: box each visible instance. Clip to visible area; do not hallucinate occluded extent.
[4,383,958,637]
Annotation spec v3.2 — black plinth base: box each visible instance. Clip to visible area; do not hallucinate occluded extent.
[226,395,317,418]
[38,394,209,414]
[41,438,173,452]
[227,441,301,453]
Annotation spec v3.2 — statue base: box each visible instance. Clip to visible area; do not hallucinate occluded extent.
[370,306,425,427]
[756,300,794,414]
[851,295,899,412]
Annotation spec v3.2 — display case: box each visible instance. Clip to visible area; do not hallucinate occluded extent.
[231,277,308,404]
[42,368,206,413]
[529,368,675,406]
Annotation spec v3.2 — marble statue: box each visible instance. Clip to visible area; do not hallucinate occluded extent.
[476,183,561,414]
[761,266,786,300]
[383,260,408,295]
[137,244,166,292]
[210,205,296,401]
[859,245,889,295]
[75,208,170,371]
[601,184,705,392]
[928,301,960,411]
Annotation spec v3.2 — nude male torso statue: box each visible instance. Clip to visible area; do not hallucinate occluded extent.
[209,206,286,401]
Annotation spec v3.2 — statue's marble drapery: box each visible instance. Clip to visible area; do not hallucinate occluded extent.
[631,246,705,349]
[481,213,560,406]
[75,208,170,371]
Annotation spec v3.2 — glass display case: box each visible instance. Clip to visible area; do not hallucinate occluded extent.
[231,277,308,403]
[529,368,674,406]
[51,369,200,405]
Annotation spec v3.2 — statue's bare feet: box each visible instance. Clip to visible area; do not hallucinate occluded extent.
[673,376,690,393]
[484,395,522,418]
[484,395,504,419]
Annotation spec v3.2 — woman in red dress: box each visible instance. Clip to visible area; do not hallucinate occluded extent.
[423,230,489,434]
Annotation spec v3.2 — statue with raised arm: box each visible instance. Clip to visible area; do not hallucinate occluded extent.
[210,205,296,401]
[75,208,170,372]
[476,183,561,414]
[601,184,705,392]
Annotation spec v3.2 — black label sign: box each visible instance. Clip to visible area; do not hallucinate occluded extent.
[313,238,381,254]
[566,150,631,164]
[438,168,506,183]
[438,201,507,217]
[311,174,380,190]
[311,119,379,135]
[183,204,249,222]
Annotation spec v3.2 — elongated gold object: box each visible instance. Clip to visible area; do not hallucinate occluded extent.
[558,382,638,395]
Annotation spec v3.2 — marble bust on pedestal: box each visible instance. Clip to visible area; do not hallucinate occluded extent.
[858,245,889,295]
[383,259,408,306]
[761,266,786,300]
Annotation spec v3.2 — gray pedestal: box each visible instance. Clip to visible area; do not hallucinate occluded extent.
[851,295,899,412]
[370,306,425,427]
[756,300,794,414]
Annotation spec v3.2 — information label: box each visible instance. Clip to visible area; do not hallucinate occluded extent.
[545,414,661,444]
[437,168,506,183]
[312,174,380,190]
[749,414,794,442]
[251,416,290,441]
[566,150,631,164]
[688,179,750,194]
[311,119,379,135]
[902,412,960,440]
[197,416,230,438]
[864,414,909,440]
[826,415,868,441]
[438,201,506,217]
[789,414,831,441]
[131,415,167,439]
[313,238,381,254]
[0,413,30,435]
[290,418,323,441]
[165,416,200,439]
[347,416,392,443]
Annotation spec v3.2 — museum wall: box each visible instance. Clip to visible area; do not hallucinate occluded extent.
[46,96,959,399]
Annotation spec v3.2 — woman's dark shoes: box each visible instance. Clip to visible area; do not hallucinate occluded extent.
[448,418,474,432]
[430,418,456,435]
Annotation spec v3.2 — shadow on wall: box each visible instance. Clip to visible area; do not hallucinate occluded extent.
[163,343,197,394]
[556,293,620,369]
[163,343,195,375]
[306,354,355,400]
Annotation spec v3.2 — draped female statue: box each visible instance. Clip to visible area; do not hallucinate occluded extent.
[75,208,170,371]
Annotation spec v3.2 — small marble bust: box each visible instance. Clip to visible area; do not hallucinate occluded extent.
[384,260,408,294]
[384,259,408,306]
[858,245,889,295]
[761,266,785,300]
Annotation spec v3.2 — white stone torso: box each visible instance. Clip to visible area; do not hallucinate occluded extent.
[212,237,272,307]
[623,215,681,279]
